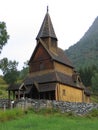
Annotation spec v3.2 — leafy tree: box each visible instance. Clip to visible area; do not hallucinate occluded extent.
[0,58,19,84]
[4,70,19,84]
[18,61,29,81]
[0,22,9,53]
[0,75,6,84]
[0,58,9,75]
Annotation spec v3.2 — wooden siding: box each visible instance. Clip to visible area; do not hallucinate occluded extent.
[33,43,50,61]
[83,94,90,103]
[29,44,54,73]
[29,59,54,72]
[54,62,73,76]
[56,83,83,102]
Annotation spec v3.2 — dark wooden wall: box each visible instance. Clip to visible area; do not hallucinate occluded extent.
[29,44,54,73]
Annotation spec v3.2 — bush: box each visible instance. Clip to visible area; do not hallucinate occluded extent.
[86,109,98,118]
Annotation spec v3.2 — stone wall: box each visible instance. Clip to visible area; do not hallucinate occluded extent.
[0,99,10,109]
[15,99,98,115]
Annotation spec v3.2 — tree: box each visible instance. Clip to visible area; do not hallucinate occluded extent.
[79,67,93,87]
[78,65,98,96]
[0,58,19,84]
[0,22,9,53]
[91,73,98,94]
[18,61,29,81]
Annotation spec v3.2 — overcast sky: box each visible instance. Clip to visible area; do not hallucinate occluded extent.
[0,0,98,71]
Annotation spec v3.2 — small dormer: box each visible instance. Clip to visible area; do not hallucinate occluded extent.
[36,7,58,54]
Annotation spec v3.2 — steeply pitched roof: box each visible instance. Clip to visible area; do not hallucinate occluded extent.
[51,47,74,68]
[24,71,84,90]
[29,39,74,68]
[36,10,57,40]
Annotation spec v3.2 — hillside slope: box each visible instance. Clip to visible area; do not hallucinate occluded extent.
[0,76,8,98]
[65,16,98,69]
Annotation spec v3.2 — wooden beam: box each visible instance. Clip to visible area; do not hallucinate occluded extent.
[18,90,20,100]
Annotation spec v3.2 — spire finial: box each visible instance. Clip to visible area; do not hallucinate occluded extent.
[47,6,49,13]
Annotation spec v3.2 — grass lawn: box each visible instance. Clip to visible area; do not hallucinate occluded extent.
[0,111,98,130]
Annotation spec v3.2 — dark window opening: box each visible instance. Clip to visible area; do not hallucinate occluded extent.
[39,91,55,100]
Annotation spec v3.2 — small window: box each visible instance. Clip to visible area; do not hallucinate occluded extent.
[62,89,66,96]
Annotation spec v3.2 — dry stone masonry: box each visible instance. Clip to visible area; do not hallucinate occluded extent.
[15,99,98,115]
[0,99,10,109]
[0,98,98,115]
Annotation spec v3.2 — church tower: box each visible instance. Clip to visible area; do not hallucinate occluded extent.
[36,7,58,54]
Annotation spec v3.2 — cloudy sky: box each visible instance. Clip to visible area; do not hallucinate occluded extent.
[0,0,98,70]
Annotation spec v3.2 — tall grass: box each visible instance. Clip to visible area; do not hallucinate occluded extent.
[0,108,24,122]
[0,110,98,130]
[0,108,98,130]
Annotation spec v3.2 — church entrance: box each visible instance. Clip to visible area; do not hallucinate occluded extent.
[30,83,56,100]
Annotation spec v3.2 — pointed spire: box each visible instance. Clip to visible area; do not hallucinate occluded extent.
[36,7,57,40]
[47,6,49,13]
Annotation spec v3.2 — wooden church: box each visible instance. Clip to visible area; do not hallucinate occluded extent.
[8,8,90,103]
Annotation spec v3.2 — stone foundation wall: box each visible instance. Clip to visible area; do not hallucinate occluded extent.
[0,99,10,109]
[15,99,98,115]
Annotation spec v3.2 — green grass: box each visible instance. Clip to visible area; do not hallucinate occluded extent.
[91,95,98,103]
[0,108,98,130]
[0,108,24,122]
[0,113,98,130]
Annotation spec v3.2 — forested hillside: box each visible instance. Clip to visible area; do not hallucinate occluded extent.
[65,16,98,93]
[65,16,98,69]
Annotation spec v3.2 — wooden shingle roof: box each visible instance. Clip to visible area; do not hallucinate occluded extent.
[50,47,74,68]
[36,10,57,40]
[29,39,74,68]
[24,71,84,90]
[7,84,20,91]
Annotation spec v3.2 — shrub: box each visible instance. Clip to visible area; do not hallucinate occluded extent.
[86,109,98,118]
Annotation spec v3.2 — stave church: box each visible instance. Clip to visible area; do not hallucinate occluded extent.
[8,8,90,103]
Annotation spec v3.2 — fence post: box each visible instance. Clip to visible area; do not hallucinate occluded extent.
[3,103,6,111]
